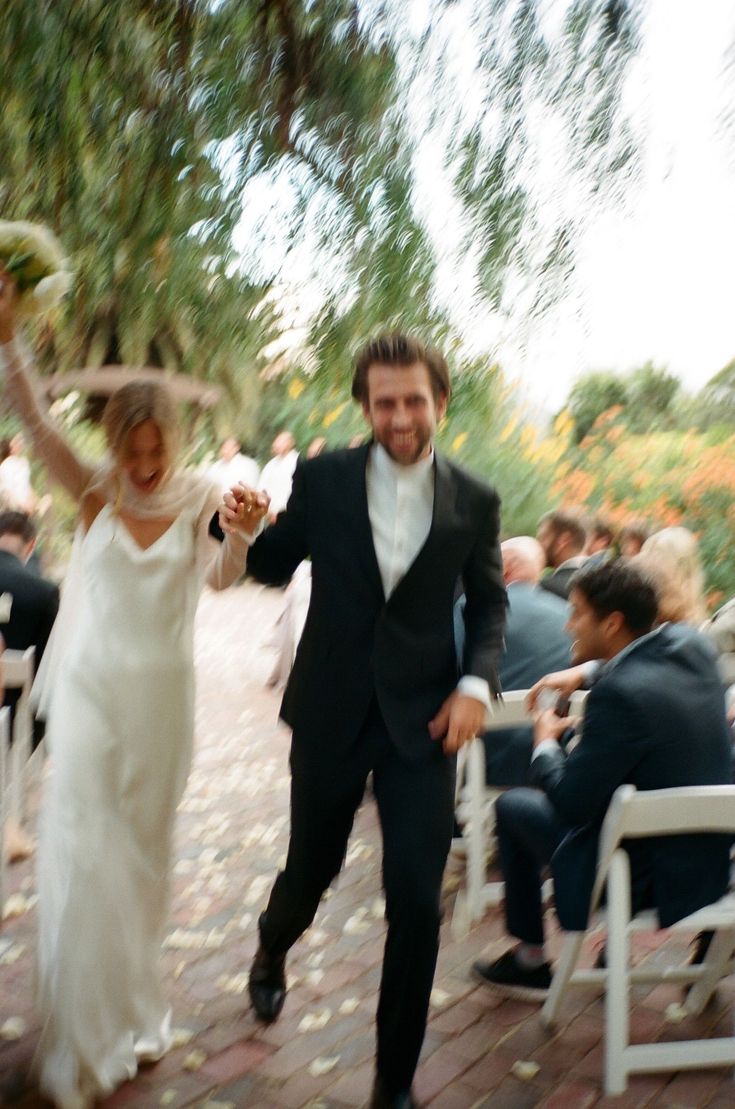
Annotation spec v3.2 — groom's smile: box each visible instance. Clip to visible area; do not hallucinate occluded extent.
[362,361,447,466]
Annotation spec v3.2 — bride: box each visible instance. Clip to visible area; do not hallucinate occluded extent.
[0,270,265,1108]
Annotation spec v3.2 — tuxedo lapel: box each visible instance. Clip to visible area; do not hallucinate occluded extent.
[347,444,385,600]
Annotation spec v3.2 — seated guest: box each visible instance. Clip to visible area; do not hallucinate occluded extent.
[583,514,614,566]
[473,560,732,1000]
[482,537,572,785]
[635,525,707,625]
[701,595,735,689]
[536,509,587,599]
[0,511,59,862]
[618,519,651,557]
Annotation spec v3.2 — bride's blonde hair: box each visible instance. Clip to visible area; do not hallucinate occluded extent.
[102,379,180,466]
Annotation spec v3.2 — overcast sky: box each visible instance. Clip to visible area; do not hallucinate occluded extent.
[235,0,735,410]
[502,0,735,407]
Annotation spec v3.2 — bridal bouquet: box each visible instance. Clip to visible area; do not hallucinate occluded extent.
[0,220,73,316]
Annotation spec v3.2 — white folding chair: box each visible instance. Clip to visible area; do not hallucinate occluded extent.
[0,705,10,916]
[453,689,586,933]
[541,783,735,1095]
[3,647,36,826]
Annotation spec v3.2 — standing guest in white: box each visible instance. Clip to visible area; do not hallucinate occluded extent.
[258,430,298,524]
[207,435,260,493]
[0,270,252,1109]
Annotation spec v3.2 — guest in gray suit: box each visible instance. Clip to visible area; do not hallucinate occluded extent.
[483,537,572,785]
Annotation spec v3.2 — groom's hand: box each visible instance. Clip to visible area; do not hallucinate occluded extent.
[428,692,485,754]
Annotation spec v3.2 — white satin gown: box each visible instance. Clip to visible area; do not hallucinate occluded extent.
[36,504,206,1107]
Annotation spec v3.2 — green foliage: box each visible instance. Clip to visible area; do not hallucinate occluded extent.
[565,362,680,442]
[567,370,628,442]
[448,0,641,316]
[687,357,735,432]
[624,363,680,434]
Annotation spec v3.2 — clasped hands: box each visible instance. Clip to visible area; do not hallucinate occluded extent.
[219,483,271,535]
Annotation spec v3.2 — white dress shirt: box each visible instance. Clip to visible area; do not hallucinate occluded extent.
[366,443,490,709]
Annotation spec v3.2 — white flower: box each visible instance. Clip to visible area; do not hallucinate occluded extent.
[33,271,73,311]
[0,220,72,317]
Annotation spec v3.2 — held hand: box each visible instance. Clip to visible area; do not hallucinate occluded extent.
[526,664,587,711]
[0,267,18,344]
[428,692,486,755]
[532,707,577,748]
[219,484,270,535]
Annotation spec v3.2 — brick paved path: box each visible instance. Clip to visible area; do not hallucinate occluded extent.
[2,583,734,1107]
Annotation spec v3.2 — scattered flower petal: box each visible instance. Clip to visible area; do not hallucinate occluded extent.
[183,1048,207,1071]
[171,1028,195,1048]
[0,1017,26,1041]
[430,988,451,1008]
[512,1060,540,1081]
[665,1002,688,1023]
[308,1055,340,1076]
[298,1008,332,1032]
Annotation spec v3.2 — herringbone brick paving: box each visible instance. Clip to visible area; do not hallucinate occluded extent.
[1,583,733,1107]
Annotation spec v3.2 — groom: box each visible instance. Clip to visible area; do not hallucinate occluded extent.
[225,334,507,1107]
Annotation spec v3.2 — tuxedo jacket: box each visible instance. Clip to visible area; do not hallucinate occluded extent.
[531,622,733,931]
[0,550,59,663]
[0,549,59,726]
[247,445,507,760]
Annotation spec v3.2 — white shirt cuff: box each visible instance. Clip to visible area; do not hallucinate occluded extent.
[241,518,266,545]
[457,676,492,720]
[531,738,561,761]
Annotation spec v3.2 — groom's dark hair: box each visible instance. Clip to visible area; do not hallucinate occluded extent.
[351,333,451,404]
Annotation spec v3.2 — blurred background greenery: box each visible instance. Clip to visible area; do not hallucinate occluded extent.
[1,1,734,602]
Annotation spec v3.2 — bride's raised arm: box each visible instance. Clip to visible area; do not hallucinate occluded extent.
[0,271,94,503]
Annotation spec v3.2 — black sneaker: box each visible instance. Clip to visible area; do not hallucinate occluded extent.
[472,949,552,1002]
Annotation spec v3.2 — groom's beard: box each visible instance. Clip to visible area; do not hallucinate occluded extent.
[375,428,433,465]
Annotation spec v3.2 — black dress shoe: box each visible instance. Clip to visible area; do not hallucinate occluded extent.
[369,1076,418,1108]
[248,944,287,1023]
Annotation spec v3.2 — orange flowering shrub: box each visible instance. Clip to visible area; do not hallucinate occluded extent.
[544,405,735,606]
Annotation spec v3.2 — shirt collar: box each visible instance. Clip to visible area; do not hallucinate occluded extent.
[602,623,666,675]
[370,442,434,482]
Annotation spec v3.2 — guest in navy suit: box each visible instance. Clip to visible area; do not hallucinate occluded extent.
[473,559,732,1001]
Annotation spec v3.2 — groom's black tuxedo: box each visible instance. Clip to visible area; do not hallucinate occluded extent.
[248,444,506,756]
[246,443,506,1092]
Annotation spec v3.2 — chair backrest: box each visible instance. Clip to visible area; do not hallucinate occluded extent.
[485,688,587,732]
[589,784,735,914]
[2,646,35,692]
[0,704,9,789]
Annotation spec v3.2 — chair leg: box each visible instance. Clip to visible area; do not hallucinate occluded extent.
[605,850,632,1096]
[686,929,735,1016]
[541,932,585,1029]
[465,740,488,923]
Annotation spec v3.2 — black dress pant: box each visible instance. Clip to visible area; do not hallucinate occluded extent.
[259,699,456,1093]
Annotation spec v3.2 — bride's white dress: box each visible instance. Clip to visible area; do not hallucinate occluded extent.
[36,504,209,1107]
